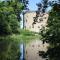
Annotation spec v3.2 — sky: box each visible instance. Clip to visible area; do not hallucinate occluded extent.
[0,0,41,11]
[28,0,58,11]
[1,0,57,11]
[28,0,41,11]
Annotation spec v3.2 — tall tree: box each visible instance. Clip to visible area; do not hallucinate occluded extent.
[32,0,49,27]
[0,0,24,60]
[40,1,60,60]
[0,0,23,35]
[37,0,48,13]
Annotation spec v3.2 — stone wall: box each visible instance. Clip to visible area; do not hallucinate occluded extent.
[23,11,48,32]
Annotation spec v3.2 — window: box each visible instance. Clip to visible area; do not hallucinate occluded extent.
[40,14,44,17]
[38,51,45,56]
[39,18,43,22]
[32,45,34,47]
[27,16,28,17]
[44,17,46,19]
[33,17,35,19]
[38,26,40,28]
[26,19,27,22]
[33,17,38,22]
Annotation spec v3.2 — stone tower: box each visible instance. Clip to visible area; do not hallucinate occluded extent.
[23,11,48,32]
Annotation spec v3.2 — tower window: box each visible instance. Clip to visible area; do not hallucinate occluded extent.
[27,16,28,17]
[44,17,46,19]
[26,19,27,22]
[39,18,43,22]
[38,26,40,28]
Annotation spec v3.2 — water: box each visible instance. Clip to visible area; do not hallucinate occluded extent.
[20,43,24,60]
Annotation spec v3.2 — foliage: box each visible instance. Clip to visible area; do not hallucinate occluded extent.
[0,1,23,35]
[16,29,40,44]
[20,29,36,36]
[0,0,24,60]
[40,1,60,60]
[37,0,48,13]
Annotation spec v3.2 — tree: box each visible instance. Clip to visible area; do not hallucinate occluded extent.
[40,1,60,60]
[0,1,23,35]
[36,0,49,13]
[0,0,23,60]
[32,0,49,27]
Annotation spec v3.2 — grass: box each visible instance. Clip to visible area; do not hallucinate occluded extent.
[0,29,41,44]
[10,29,41,44]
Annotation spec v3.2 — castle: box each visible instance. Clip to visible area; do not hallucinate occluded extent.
[23,11,49,60]
[23,11,48,32]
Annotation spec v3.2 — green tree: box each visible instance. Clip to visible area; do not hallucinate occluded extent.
[40,1,60,60]
[0,1,23,35]
[37,0,48,13]
[0,0,23,60]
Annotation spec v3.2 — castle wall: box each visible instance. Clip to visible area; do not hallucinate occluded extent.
[24,11,48,32]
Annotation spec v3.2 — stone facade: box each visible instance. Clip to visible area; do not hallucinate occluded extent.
[23,11,48,32]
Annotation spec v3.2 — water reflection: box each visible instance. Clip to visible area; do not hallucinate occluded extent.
[20,43,24,60]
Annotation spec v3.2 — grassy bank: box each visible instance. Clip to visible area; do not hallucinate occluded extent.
[10,29,40,44]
